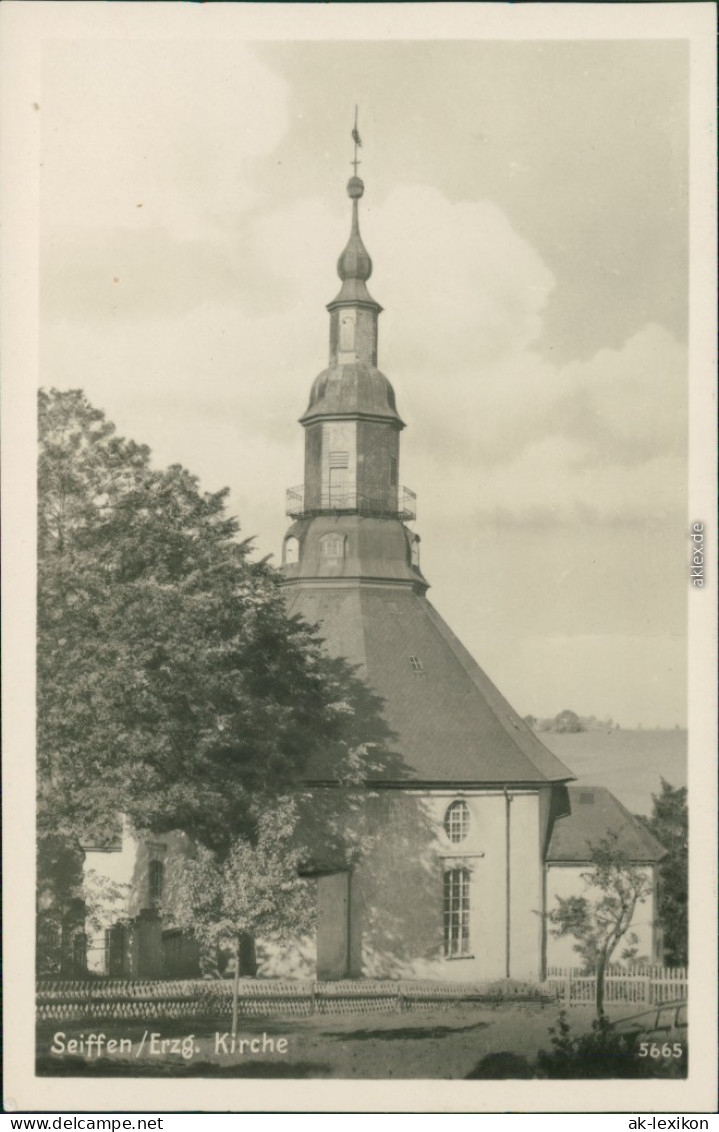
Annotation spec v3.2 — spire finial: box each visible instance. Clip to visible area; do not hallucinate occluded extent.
[332,108,376,298]
[347,107,365,202]
[351,105,362,177]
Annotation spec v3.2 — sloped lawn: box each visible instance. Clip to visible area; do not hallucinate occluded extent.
[36,1002,685,1079]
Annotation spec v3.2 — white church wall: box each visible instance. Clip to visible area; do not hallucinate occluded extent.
[545,863,659,969]
[82,822,194,974]
[83,818,138,896]
[82,791,551,983]
[253,788,547,983]
[301,788,547,983]
[508,792,543,982]
[349,791,443,979]
[82,825,136,974]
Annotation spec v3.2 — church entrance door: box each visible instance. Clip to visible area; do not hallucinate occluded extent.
[317,871,351,979]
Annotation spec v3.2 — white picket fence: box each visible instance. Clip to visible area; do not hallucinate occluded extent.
[545,965,687,1006]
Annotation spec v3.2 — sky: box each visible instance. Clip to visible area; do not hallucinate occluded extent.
[39,33,690,728]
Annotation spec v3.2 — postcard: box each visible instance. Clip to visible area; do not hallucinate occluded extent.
[2,0,716,1116]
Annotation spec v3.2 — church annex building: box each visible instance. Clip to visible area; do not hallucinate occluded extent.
[82,168,665,984]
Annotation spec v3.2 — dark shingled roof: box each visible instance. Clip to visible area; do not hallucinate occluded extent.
[285,581,574,785]
[300,364,403,425]
[284,515,424,587]
[546,786,666,863]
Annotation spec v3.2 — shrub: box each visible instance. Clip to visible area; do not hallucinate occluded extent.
[536,1011,687,1078]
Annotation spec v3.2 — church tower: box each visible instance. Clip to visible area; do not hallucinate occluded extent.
[282,171,423,592]
[279,165,580,983]
[281,167,572,797]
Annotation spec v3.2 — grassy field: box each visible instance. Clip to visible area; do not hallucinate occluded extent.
[539,729,686,815]
[36,1002,685,1079]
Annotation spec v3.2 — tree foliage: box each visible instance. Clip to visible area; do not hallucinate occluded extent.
[525,711,618,733]
[38,389,396,859]
[641,779,687,966]
[36,832,86,977]
[547,833,654,1015]
[552,709,585,734]
[165,797,316,1033]
[166,798,315,953]
[536,1010,685,1079]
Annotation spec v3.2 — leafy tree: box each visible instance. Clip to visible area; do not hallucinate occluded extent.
[547,833,654,1016]
[165,798,314,1037]
[641,779,687,966]
[38,388,396,860]
[36,833,86,976]
[553,709,585,734]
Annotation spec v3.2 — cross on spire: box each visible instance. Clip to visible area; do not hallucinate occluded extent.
[351,105,362,175]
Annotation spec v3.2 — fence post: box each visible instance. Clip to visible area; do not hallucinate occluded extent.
[643,971,651,1005]
[564,973,571,1006]
[310,982,316,1016]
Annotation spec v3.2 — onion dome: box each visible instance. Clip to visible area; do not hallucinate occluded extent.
[329,178,379,309]
[300,362,403,426]
[337,178,372,283]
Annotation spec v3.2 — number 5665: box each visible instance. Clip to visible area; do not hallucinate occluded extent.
[638,1041,683,1058]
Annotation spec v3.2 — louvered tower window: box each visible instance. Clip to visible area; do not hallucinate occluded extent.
[329,451,349,507]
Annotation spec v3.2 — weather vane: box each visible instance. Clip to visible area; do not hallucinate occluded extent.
[351,105,362,176]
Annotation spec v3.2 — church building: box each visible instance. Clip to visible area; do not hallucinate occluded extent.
[270,170,665,982]
[80,165,665,985]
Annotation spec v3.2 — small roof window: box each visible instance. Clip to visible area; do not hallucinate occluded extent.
[409,656,424,673]
[320,532,344,558]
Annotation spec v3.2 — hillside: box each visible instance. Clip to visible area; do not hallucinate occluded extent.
[537,729,687,815]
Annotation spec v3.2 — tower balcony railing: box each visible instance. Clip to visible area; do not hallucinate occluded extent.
[286,484,417,523]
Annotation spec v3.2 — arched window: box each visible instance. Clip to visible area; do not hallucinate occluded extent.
[320,532,344,559]
[444,868,470,958]
[444,799,470,843]
[284,536,299,565]
[410,537,420,568]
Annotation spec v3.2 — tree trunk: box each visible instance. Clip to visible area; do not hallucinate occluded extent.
[239,931,257,977]
[231,935,240,1042]
[596,955,607,1018]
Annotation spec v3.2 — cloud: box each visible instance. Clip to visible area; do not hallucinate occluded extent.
[374,185,555,368]
[42,40,290,237]
[41,54,686,534]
